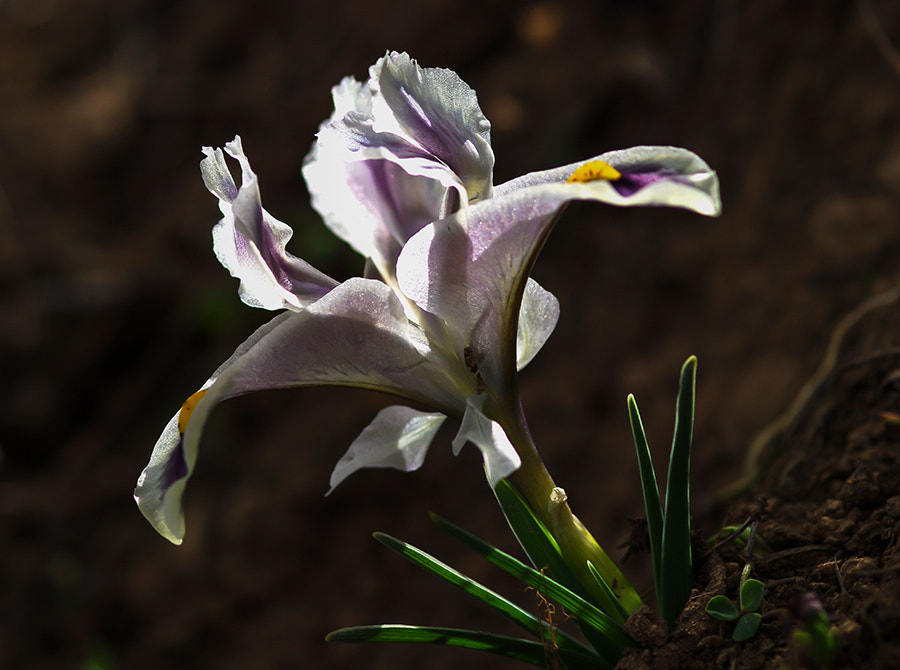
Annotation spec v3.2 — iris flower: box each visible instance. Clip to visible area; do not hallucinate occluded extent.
[135,51,720,546]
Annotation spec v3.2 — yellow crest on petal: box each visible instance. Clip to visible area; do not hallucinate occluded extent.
[567,160,621,183]
[178,389,208,434]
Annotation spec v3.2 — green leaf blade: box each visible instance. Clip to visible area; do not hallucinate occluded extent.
[372,532,589,655]
[659,356,697,630]
[431,514,632,662]
[627,394,664,592]
[327,625,611,669]
[586,561,630,624]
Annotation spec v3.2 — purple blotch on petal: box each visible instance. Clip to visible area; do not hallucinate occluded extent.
[160,436,189,490]
[611,168,675,197]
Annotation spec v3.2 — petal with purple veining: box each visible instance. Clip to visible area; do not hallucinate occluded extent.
[397,150,720,393]
[135,278,472,543]
[204,137,338,311]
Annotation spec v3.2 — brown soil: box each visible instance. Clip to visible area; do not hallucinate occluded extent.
[2,1,900,669]
[619,294,900,669]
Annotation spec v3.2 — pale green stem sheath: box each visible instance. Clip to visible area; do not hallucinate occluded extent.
[493,396,643,615]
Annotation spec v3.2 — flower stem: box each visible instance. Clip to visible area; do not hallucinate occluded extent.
[501,401,643,616]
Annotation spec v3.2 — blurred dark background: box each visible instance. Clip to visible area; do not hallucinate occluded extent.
[2,0,899,668]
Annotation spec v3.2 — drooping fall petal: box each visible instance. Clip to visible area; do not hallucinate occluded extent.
[494,145,720,216]
[135,278,473,543]
[396,146,721,393]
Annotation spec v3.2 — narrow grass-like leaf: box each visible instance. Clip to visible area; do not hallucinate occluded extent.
[705,595,740,621]
[431,513,632,662]
[627,394,664,592]
[586,561,629,624]
[327,625,610,669]
[493,479,593,602]
[373,532,591,655]
[659,356,697,630]
[739,579,764,613]
[732,613,762,642]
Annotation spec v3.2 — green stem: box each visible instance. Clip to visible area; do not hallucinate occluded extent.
[498,400,642,615]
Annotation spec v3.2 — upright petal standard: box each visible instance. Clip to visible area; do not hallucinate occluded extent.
[136,51,720,545]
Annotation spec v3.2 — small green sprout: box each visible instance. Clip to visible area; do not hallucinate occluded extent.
[791,591,840,668]
[706,563,765,642]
